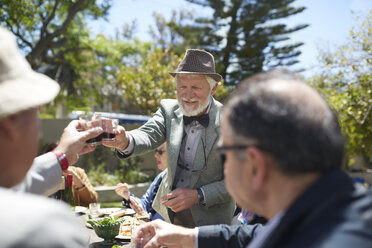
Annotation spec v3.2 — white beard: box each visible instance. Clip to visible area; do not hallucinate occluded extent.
[177,95,210,117]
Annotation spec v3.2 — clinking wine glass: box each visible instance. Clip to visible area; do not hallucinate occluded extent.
[79,113,103,146]
[102,118,118,142]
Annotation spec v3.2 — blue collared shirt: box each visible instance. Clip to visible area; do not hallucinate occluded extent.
[246,211,284,248]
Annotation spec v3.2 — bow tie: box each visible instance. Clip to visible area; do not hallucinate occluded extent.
[183,114,209,128]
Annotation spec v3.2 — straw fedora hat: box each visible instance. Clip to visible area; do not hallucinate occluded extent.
[169,49,222,82]
[0,27,60,119]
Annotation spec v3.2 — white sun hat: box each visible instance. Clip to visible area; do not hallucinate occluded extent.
[0,26,60,119]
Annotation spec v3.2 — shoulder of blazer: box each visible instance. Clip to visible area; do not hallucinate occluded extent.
[209,97,223,127]
[160,99,179,110]
[160,99,181,118]
[212,97,223,108]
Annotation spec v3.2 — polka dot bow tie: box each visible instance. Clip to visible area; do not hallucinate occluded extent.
[183,114,209,128]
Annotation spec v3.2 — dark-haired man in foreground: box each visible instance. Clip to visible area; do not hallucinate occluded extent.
[133,70,372,248]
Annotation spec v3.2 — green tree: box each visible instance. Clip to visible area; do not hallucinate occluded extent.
[0,0,111,69]
[148,9,195,55]
[117,47,179,115]
[61,35,148,114]
[37,32,146,117]
[0,0,115,117]
[307,11,372,164]
[174,0,308,86]
[114,156,150,185]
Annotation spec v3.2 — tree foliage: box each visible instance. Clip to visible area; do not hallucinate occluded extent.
[172,0,309,86]
[36,31,150,117]
[0,0,111,69]
[117,47,179,115]
[307,11,372,163]
[0,0,116,117]
[1,0,245,117]
[148,9,195,55]
[62,35,148,113]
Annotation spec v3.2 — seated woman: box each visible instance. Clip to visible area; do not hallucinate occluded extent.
[115,142,167,221]
[62,166,98,207]
[45,142,98,207]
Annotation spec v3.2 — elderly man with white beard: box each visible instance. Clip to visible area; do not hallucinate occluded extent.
[103,49,234,227]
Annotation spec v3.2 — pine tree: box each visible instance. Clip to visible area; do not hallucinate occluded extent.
[182,0,308,85]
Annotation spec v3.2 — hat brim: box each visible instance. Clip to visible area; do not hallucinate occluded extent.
[0,70,60,119]
[169,71,222,82]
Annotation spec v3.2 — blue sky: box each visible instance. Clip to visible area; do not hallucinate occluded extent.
[89,0,371,76]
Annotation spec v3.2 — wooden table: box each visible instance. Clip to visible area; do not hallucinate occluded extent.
[77,214,131,248]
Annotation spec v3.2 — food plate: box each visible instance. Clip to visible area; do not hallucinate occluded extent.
[115,234,131,240]
[100,208,122,215]
[100,208,135,217]
[116,216,141,240]
[116,226,131,240]
[110,208,135,217]
[75,206,87,214]
[115,235,131,240]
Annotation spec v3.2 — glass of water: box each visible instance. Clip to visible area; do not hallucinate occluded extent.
[89,203,100,218]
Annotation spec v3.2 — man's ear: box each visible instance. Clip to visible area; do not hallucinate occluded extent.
[247,148,269,191]
[210,82,219,95]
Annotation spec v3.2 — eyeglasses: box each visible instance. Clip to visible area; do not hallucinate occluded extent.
[217,144,264,165]
[155,149,166,155]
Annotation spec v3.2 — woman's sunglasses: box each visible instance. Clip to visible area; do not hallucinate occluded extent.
[155,149,166,155]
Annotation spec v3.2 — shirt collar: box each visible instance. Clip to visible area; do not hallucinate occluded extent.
[247,210,285,248]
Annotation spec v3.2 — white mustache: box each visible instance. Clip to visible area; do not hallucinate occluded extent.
[180,97,200,102]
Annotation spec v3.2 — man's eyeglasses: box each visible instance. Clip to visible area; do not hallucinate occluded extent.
[155,149,166,155]
[217,144,264,164]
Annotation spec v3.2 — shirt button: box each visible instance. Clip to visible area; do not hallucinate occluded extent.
[191,130,194,133]
[186,164,189,166]
[181,179,184,182]
[187,147,190,150]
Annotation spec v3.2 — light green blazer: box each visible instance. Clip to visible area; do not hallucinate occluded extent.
[123,98,235,226]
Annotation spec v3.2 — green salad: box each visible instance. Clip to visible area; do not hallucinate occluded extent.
[87,216,123,226]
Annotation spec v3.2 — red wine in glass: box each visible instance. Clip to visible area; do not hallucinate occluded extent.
[86,133,103,146]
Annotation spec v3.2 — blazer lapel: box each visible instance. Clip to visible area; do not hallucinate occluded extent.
[204,98,220,156]
[168,107,184,187]
[152,106,184,222]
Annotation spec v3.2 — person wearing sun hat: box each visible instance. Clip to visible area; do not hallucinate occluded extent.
[104,49,235,227]
[0,26,103,247]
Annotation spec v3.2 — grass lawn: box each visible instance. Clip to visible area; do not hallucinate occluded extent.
[100,202,124,208]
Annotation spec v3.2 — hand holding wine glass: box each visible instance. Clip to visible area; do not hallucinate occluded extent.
[102,124,130,151]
